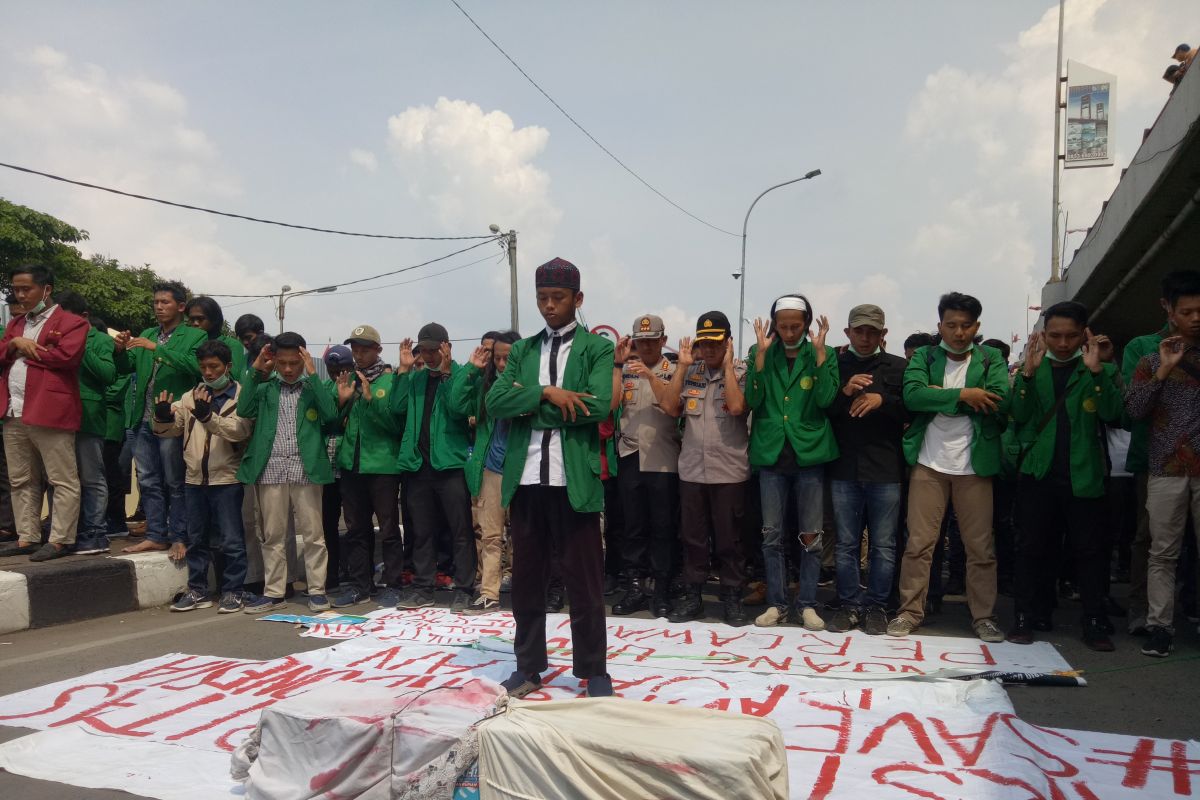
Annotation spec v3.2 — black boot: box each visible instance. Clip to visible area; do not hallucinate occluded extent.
[546,582,566,613]
[612,577,648,616]
[722,587,749,627]
[650,575,672,618]
[668,584,704,623]
[1007,612,1033,645]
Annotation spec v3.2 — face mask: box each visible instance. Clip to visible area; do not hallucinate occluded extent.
[781,333,807,351]
[280,372,304,385]
[853,346,882,359]
[1046,349,1082,363]
[28,287,49,317]
[939,339,973,356]
[203,372,231,391]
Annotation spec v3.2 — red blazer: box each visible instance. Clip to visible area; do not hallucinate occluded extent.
[0,306,89,431]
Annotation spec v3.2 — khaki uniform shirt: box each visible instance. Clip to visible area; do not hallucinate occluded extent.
[617,356,681,473]
[678,363,750,484]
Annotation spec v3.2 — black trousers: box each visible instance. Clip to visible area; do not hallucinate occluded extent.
[617,454,679,580]
[1015,478,1106,619]
[602,477,623,579]
[322,481,343,590]
[103,439,128,530]
[408,469,476,592]
[679,481,746,587]
[511,486,607,678]
[340,471,400,595]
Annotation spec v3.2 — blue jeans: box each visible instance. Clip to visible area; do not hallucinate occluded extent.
[134,422,186,544]
[760,467,824,610]
[831,480,901,609]
[76,433,109,543]
[184,483,247,593]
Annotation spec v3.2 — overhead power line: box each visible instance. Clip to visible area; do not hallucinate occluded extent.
[0,161,493,241]
[446,0,740,238]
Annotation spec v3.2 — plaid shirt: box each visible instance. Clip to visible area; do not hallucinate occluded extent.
[141,326,175,422]
[259,381,310,484]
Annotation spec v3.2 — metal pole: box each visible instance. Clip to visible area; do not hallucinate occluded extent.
[737,170,821,358]
[278,291,286,334]
[507,230,519,332]
[1050,0,1065,282]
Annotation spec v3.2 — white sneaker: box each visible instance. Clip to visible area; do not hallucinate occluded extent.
[801,607,826,631]
[755,606,784,627]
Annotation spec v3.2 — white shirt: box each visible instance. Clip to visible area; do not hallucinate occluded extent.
[519,321,578,487]
[1107,428,1132,478]
[918,353,975,476]
[6,305,56,419]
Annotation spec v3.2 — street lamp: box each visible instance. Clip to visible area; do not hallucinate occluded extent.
[277,284,337,333]
[490,224,519,332]
[735,169,822,358]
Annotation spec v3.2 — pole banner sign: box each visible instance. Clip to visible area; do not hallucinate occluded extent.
[1065,60,1117,168]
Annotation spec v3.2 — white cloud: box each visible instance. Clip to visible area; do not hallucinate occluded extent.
[348,148,378,172]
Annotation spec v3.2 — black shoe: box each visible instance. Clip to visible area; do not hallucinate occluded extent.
[862,606,888,636]
[586,674,614,698]
[817,568,835,587]
[722,588,749,627]
[603,574,621,596]
[827,607,859,633]
[611,579,648,615]
[1141,627,1172,658]
[667,587,704,623]
[1082,617,1115,652]
[1103,595,1126,618]
[546,587,566,613]
[1032,616,1053,632]
[397,587,435,609]
[650,585,672,618]
[1006,613,1034,645]
[29,543,70,562]
[450,589,472,613]
[500,670,542,698]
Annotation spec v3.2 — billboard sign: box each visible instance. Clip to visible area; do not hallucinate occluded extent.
[1065,60,1116,168]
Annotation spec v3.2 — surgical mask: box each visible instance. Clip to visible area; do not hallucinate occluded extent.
[203,373,231,391]
[853,346,882,359]
[939,339,973,356]
[279,372,304,385]
[27,288,49,317]
[782,333,807,352]
[1046,349,1082,363]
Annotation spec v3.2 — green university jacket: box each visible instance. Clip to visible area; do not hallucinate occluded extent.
[79,328,117,437]
[1011,358,1122,497]
[744,338,840,468]
[104,374,132,443]
[236,373,337,485]
[485,327,614,513]
[218,333,247,379]
[448,362,495,496]
[902,344,1009,477]
[1120,328,1166,474]
[379,363,472,473]
[337,371,403,475]
[114,323,207,428]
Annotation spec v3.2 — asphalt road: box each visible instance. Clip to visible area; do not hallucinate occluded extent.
[0,584,1196,799]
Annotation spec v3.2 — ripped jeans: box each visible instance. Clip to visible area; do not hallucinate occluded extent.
[760,467,824,611]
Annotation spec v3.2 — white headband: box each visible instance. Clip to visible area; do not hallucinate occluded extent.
[774,296,807,313]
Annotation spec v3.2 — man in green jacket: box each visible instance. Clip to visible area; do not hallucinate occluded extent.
[1006,302,1121,651]
[58,291,116,555]
[236,332,336,614]
[185,297,247,378]
[115,281,207,557]
[485,257,615,699]
[888,292,1009,643]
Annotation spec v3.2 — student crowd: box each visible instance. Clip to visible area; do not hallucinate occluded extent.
[0,258,1197,699]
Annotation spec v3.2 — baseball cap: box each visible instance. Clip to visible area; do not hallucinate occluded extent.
[344,324,381,346]
[631,314,665,340]
[417,322,450,349]
[694,311,731,342]
[847,304,886,330]
[323,344,353,370]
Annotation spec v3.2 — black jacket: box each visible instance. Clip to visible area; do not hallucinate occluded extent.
[829,349,909,482]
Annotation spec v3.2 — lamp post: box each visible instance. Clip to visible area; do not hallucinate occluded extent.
[277,284,338,333]
[490,224,519,332]
[735,169,822,358]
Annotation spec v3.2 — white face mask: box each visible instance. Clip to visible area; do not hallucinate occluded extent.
[853,346,882,359]
[28,287,50,317]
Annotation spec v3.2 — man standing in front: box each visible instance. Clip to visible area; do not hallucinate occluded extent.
[486,257,614,698]
[888,292,1009,642]
[0,265,89,561]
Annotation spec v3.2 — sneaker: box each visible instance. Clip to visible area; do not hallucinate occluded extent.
[397,588,435,609]
[73,537,110,555]
[331,588,370,609]
[500,670,542,698]
[586,674,614,698]
[817,568,834,587]
[375,587,402,609]
[887,617,917,637]
[465,595,501,615]
[827,607,859,633]
[755,606,785,628]
[1082,616,1115,652]
[1127,613,1149,636]
[0,541,41,557]
[171,589,212,612]
[450,589,472,613]
[801,607,826,632]
[862,606,888,636]
[974,619,1004,643]
[29,543,70,562]
[243,595,286,614]
[218,592,244,614]
[1141,627,1172,658]
[308,594,331,612]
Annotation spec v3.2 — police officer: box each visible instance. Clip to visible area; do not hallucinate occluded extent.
[611,314,683,617]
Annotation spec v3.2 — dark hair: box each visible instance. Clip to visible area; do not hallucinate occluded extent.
[246,333,274,363]
[1176,43,1192,55]
[273,331,307,352]
[1042,301,1089,328]
[480,330,501,344]
[982,337,1011,361]
[1165,269,1200,308]
[185,296,225,338]
[152,281,188,303]
[903,332,936,351]
[55,289,88,316]
[1165,64,1182,80]
[235,313,265,339]
[11,264,54,288]
[196,339,233,365]
[937,292,983,322]
[90,316,107,332]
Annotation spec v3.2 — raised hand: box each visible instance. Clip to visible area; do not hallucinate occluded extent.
[628,359,654,380]
[723,338,735,370]
[813,315,831,351]
[615,335,633,366]
[356,370,374,402]
[959,387,1002,414]
[438,341,453,373]
[753,317,774,353]
[469,345,490,370]
[842,373,874,397]
[252,343,275,375]
[397,338,415,373]
[1023,332,1047,378]
[113,330,132,352]
[154,390,175,423]
[300,348,317,375]
[192,386,213,421]
[677,336,694,367]
[336,371,355,405]
[1156,336,1188,380]
[1081,328,1105,374]
[542,386,594,421]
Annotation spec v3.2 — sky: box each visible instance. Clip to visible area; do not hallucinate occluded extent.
[0,0,1188,358]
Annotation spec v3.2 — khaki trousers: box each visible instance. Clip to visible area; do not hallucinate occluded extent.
[3,418,79,546]
[1146,475,1200,631]
[475,469,506,601]
[255,483,327,599]
[898,464,996,626]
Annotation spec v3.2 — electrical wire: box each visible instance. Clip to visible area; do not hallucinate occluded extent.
[331,252,504,296]
[446,0,739,238]
[0,161,494,241]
